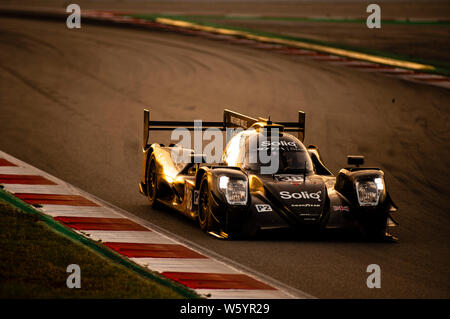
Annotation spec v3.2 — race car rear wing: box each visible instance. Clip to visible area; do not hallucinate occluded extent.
[223,109,305,142]
[143,109,225,148]
[143,109,305,148]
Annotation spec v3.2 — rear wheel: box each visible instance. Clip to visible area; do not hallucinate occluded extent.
[198,178,215,232]
[146,157,160,208]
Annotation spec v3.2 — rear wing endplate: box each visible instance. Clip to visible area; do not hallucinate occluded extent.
[278,111,305,143]
[143,109,224,148]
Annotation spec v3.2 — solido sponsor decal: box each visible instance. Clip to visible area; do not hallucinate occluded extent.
[260,141,296,147]
[258,140,302,152]
[280,190,322,201]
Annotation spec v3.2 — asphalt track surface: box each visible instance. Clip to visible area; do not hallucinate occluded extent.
[0,17,449,298]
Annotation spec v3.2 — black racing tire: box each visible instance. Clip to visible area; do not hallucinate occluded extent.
[197,178,215,232]
[146,157,161,208]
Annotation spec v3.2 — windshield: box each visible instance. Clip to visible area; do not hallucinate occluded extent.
[242,133,314,174]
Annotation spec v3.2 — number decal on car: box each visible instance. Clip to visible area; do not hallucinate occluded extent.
[275,175,304,182]
[255,204,272,212]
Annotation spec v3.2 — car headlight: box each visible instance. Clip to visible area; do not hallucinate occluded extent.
[355,178,384,207]
[219,176,248,205]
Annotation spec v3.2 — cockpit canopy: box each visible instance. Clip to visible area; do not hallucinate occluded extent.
[223,130,314,174]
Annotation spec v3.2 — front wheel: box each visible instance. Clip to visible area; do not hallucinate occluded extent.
[146,157,161,208]
[197,178,216,232]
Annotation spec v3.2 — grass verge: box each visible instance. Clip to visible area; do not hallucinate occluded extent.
[0,198,187,298]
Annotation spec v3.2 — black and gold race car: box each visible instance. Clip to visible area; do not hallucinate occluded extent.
[138,109,398,240]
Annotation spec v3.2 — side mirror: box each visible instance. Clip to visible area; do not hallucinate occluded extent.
[187,163,199,175]
[347,155,364,167]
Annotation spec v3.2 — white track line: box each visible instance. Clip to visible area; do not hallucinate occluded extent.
[0,167,37,174]
[131,258,241,274]
[3,184,73,195]
[41,205,122,218]
[195,289,290,299]
[85,230,174,244]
